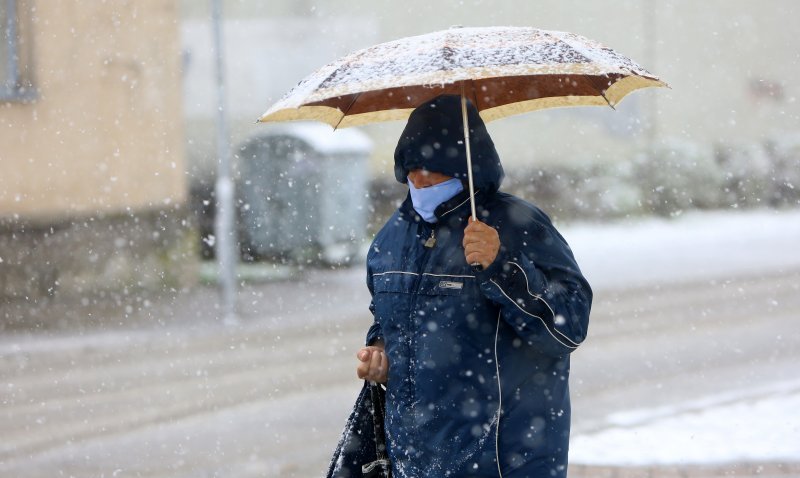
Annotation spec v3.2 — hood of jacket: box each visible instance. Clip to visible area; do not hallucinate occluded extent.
[394,94,504,195]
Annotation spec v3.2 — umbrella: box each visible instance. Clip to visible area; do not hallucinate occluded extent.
[258,26,667,218]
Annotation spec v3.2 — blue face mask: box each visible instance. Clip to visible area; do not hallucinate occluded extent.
[407,177,464,223]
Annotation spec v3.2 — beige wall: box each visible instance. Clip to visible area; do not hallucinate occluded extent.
[180,0,800,175]
[0,0,186,221]
[654,1,800,144]
[345,0,800,168]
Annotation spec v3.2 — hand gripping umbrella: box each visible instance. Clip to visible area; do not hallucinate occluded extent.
[258,26,667,220]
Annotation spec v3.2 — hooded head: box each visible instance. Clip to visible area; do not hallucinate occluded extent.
[394,95,504,195]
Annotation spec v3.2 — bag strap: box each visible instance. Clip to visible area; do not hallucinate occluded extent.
[368,380,388,461]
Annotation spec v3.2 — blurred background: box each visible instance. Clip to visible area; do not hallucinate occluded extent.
[1,1,798,477]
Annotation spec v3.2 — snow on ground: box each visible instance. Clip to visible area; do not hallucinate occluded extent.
[570,380,800,465]
[3,208,799,471]
[562,208,800,466]
[563,208,800,289]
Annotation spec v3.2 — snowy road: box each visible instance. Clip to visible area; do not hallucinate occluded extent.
[1,209,799,477]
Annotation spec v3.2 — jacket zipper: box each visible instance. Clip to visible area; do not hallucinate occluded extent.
[406,221,437,417]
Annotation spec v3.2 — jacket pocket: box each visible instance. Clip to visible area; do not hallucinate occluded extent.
[372,271,418,294]
[418,273,475,296]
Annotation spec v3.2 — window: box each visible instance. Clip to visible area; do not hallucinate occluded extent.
[1,0,35,101]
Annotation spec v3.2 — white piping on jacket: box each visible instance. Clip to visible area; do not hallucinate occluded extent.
[422,272,476,279]
[488,279,578,350]
[508,262,581,347]
[372,271,476,279]
[440,191,477,218]
[493,309,504,478]
[372,271,419,277]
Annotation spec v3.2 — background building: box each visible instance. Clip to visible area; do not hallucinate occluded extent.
[180,0,799,175]
[0,0,190,324]
[178,0,799,231]
[2,0,798,325]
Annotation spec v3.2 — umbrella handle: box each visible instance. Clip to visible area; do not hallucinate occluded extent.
[460,84,478,221]
[461,85,483,271]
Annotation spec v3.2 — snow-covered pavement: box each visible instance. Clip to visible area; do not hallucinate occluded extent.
[566,208,800,288]
[570,380,800,466]
[1,208,799,477]
[563,209,800,468]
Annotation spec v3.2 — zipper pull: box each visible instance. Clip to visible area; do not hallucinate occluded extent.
[424,229,436,248]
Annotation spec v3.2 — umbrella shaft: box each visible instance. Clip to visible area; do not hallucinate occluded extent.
[460,89,477,221]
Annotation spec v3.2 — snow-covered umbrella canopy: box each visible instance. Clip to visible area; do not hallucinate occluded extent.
[258,26,667,129]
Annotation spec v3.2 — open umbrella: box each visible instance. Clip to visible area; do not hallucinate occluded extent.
[258,25,667,218]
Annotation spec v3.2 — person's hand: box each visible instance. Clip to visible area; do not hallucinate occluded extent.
[356,343,389,383]
[463,218,500,269]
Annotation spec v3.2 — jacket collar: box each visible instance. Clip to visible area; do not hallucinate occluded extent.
[435,188,480,221]
[399,187,487,225]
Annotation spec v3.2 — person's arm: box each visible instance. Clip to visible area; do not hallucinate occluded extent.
[365,300,384,346]
[465,217,592,357]
[356,269,389,383]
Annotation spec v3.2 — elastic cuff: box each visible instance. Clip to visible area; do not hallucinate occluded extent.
[475,248,511,283]
[366,322,384,346]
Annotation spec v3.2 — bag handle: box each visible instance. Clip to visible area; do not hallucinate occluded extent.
[368,381,388,461]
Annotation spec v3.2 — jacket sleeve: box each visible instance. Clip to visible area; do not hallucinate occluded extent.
[364,264,384,346]
[365,303,384,346]
[475,215,592,357]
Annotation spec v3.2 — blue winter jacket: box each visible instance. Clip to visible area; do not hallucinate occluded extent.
[365,96,592,477]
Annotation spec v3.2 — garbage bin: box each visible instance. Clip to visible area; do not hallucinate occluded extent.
[237,122,373,265]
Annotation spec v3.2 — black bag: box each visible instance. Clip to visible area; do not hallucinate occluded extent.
[326,381,392,478]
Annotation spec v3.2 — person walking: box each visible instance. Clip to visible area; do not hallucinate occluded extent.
[356,94,593,477]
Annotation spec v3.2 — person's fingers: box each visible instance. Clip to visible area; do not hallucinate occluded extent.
[373,351,388,382]
[378,351,387,377]
[356,346,388,381]
[471,221,496,236]
[463,224,480,238]
[464,245,490,264]
[464,223,495,244]
[466,242,497,268]
[356,348,373,379]
[465,239,481,253]
[465,252,483,266]
[356,360,369,379]
[462,235,484,247]
[465,218,490,232]
[369,348,381,368]
[369,349,383,380]
[463,233,488,250]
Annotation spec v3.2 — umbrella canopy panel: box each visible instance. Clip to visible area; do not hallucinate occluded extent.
[259,26,666,128]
